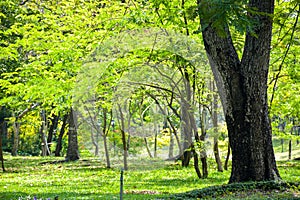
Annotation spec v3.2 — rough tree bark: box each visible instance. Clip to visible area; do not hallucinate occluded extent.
[199,0,280,182]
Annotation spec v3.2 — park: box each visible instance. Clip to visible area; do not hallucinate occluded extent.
[0,0,299,199]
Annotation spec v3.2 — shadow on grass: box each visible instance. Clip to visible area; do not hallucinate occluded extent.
[143,176,227,188]
[170,181,300,200]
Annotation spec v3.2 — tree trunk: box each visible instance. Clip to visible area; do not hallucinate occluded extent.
[200,131,208,178]
[199,105,208,178]
[181,98,193,167]
[126,134,130,151]
[0,122,5,172]
[154,131,157,157]
[103,134,111,168]
[11,119,20,156]
[91,127,99,156]
[102,108,111,168]
[169,132,174,158]
[118,104,128,170]
[11,103,40,156]
[192,145,202,179]
[212,82,223,172]
[55,113,68,157]
[144,137,153,158]
[40,110,50,156]
[47,114,59,155]
[145,93,183,155]
[199,0,280,182]
[65,108,79,161]
[224,144,230,171]
[288,140,292,160]
[1,121,8,152]
[213,139,223,172]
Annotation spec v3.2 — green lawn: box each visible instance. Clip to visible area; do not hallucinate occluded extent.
[0,155,299,200]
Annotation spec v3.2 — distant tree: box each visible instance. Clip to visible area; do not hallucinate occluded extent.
[65,108,79,161]
[55,113,69,157]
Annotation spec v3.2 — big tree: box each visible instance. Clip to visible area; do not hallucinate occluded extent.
[198,0,280,182]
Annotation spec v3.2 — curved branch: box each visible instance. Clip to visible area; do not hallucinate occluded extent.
[269,4,299,108]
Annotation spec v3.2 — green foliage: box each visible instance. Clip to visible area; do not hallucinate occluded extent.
[269,0,300,120]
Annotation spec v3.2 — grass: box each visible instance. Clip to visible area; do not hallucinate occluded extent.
[0,156,228,200]
[0,139,299,200]
[0,154,299,200]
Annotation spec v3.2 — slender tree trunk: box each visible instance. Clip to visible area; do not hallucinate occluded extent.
[1,121,7,151]
[154,131,157,157]
[47,114,59,155]
[90,128,99,156]
[181,97,192,167]
[127,134,130,151]
[199,0,280,182]
[192,145,202,179]
[169,132,174,158]
[103,134,111,168]
[102,108,111,168]
[212,82,223,172]
[145,93,183,156]
[40,120,48,156]
[144,138,153,158]
[65,108,79,161]
[40,110,50,156]
[200,131,208,178]
[179,63,195,167]
[11,103,40,156]
[118,104,128,170]
[224,144,230,171]
[187,98,205,179]
[198,106,208,178]
[288,140,292,160]
[169,120,182,156]
[55,113,68,157]
[213,139,223,172]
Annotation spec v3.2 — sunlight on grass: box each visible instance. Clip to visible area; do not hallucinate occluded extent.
[0,156,229,199]
[0,155,298,199]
